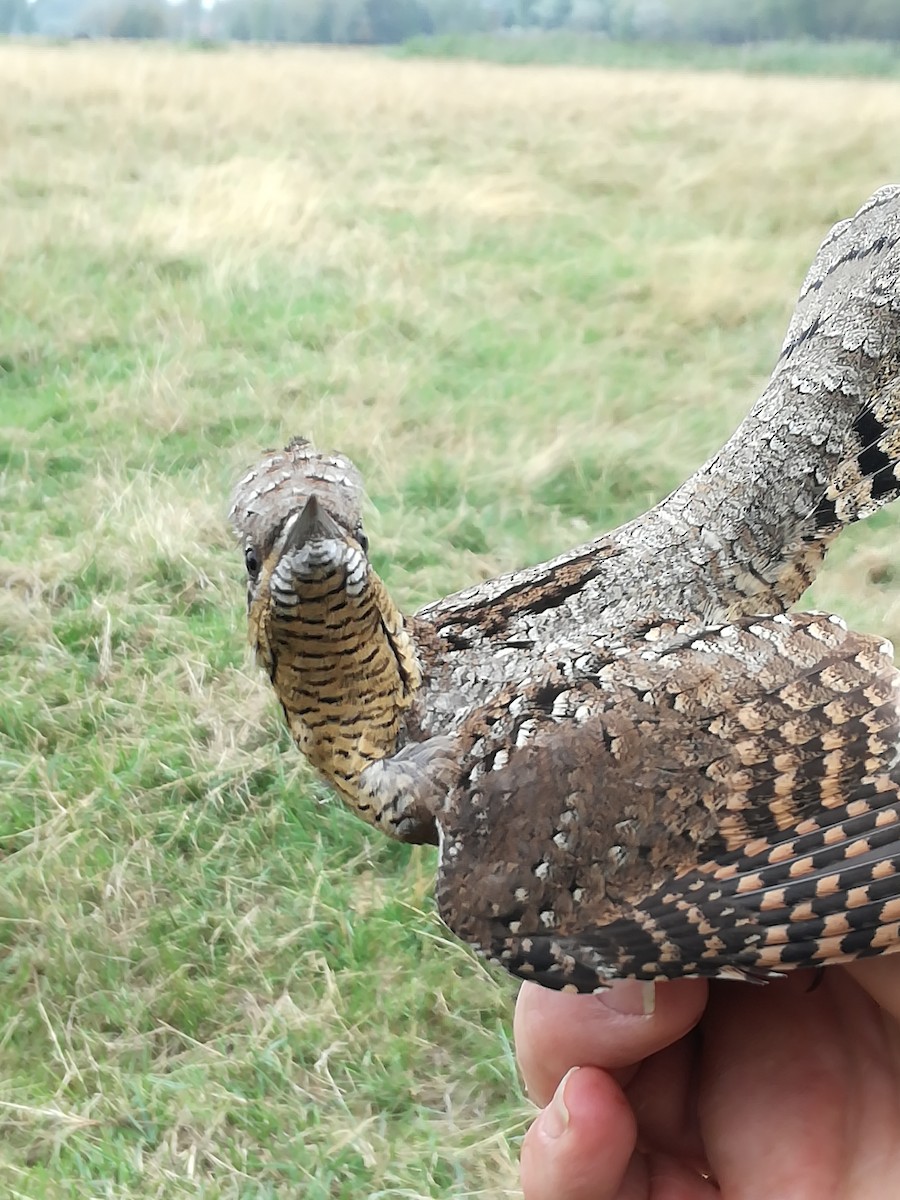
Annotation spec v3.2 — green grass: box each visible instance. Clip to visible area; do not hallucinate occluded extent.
[2,40,900,1198]
[399,33,900,79]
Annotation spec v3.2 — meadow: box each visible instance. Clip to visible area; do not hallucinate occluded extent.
[2,40,900,1199]
[400,33,900,78]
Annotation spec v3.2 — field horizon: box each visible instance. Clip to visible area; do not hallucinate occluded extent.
[399,31,900,79]
[3,41,900,1198]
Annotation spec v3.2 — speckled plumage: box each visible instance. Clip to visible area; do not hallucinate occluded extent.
[230,186,900,992]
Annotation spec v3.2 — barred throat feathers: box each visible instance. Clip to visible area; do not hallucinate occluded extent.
[230,441,435,843]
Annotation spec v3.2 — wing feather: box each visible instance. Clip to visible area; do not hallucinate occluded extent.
[436,613,900,990]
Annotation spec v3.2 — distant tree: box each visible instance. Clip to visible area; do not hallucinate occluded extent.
[670,0,900,44]
[326,0,368,40]
[666,0,754,43]
[421,0,490,34]
[566,0,609,32]
[533,0,572,28]
[605,0,638,38]
[631,0,670,38]
[478,0,514,29]
[226,3,252,37]
[30,0,85,35]
[306,0,332,39]
[771,0,822,38]
[364,0,432,41]
[107,0,167,35]
[502,0,539,28]
[171,0,202,37]
[852,0,900,39]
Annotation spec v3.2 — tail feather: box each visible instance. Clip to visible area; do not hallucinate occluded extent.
[669,183,900,617]
[812,377,900,531]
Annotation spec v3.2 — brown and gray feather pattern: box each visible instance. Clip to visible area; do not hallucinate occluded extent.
[438,613,900,988]
[231,186,900,992]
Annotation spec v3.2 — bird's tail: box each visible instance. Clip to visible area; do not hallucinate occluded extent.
[808,373,900,533]
[671,184,900,618]
[791,184,900,541]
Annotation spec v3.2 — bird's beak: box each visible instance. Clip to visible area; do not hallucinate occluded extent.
[281,493,344,554]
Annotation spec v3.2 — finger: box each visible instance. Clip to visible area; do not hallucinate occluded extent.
[515,978,708,1107]
[699,976,852,1197]
[843,954,900,1024]
[521,1067,720,1200]
[627,1029,707,1171]
[520,1066,641,1200]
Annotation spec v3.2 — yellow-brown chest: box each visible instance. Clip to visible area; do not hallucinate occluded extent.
[249,566,421,812]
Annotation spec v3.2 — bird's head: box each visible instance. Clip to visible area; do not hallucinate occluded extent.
[228,437,372,641]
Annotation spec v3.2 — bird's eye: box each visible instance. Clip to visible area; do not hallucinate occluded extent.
[356,529,369,555]
[244,546,261,581]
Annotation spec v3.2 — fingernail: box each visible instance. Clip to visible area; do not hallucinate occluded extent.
[598,980,656,1016]
[543,1066,578,1140]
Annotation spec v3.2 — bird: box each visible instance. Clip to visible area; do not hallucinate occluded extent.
[229,184,900,993]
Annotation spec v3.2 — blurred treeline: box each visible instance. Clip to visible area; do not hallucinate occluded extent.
[5,0,900,51]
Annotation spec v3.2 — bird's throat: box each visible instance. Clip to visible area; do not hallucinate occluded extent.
[251,564,422,824]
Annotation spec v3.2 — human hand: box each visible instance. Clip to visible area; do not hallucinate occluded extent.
[515,957,900,1199]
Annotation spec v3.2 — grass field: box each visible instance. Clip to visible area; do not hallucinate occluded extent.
[3,41,900,1199]
[400,33,900,79]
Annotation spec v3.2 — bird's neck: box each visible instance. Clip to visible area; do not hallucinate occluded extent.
[254,565,422,822]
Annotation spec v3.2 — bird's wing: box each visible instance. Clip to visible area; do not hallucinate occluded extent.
[435,613,900,990]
